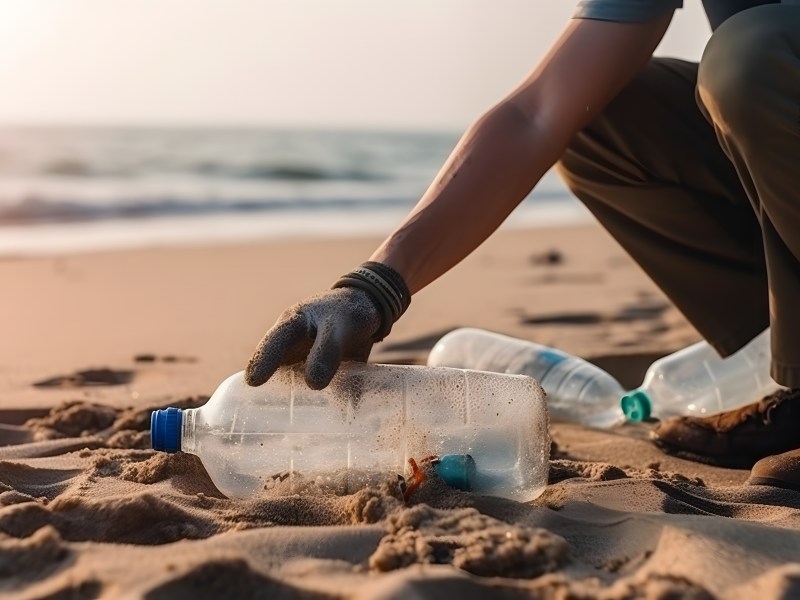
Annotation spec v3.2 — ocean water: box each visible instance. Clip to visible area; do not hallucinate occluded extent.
[0,126,589,255]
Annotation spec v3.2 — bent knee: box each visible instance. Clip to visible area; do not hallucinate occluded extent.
[698,4,800,133]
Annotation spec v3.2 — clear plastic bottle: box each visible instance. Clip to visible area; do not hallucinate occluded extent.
[620,328,780,422]
[151,363,549,502]
[426,328,625,428]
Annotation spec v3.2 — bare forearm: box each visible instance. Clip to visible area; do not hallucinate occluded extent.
[371,100,563,293]
[371,16,672,295]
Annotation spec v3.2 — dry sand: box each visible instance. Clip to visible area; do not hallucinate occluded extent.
[1,223,799,599]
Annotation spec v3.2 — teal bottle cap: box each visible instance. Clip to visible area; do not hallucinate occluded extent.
[433,454,476,491]
[621,389,652,422]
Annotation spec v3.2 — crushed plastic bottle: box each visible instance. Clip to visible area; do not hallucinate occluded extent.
[426,328,625,428]
[151,363,550,502]
[621,328,780,421]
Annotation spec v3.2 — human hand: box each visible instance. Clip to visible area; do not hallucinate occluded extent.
[245,262,411,390]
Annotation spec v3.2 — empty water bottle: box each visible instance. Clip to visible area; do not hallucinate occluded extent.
[621,328,780,422]
[426,328,625,428]
[151,363,549,502]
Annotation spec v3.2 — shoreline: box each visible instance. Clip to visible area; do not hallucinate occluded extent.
[0,198,592,258]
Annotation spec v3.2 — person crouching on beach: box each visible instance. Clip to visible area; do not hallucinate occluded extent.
[245,1,800,491]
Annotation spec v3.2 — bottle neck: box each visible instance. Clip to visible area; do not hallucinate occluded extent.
[181,408,198,453]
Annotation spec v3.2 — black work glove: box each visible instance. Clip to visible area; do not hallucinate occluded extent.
[245,261,411,390]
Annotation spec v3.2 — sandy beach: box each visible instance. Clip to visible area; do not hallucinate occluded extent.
[2,222,799,599]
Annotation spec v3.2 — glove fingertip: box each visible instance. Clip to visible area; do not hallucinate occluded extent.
[245,315,309,387]
[245,348,280,387]
[244,362,268,387]
[244,369,264,387]
[305,360,337,391]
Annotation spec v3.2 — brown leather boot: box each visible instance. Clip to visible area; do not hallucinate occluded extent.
[650,388,800,469]
[748,449,800,491]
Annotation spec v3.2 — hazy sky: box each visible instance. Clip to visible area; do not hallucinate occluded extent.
[0,1,711,130]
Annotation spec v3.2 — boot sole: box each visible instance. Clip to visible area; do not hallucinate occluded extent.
[651,437,759,470]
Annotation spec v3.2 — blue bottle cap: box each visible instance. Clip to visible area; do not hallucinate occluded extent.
[433,454,477,491]
[150,407,182,453]
[620,389,652,422]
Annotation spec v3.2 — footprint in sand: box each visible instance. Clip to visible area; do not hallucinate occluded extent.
[32,354,198,389]
[134,354,197,364]
[529,248,564,266]
[33,368,134,388]
[520,311,605,326]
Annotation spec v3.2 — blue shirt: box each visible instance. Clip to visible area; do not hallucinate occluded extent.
[575,0,780,30]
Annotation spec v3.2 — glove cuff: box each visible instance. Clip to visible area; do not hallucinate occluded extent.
[331,261,412,342]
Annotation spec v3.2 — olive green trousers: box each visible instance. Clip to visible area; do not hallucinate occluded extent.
[558,4,800,387]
